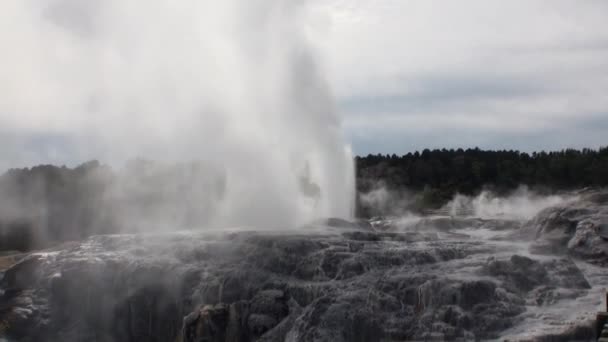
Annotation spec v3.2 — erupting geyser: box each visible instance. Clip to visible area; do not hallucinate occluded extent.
[0,0,355,228]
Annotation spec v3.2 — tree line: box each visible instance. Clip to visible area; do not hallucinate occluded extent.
[356,146,608,216]
[1,147,607,251]
[0,160,225,251]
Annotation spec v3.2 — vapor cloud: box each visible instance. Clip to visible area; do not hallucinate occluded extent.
[0,0,355,227]
[443,186,577,220]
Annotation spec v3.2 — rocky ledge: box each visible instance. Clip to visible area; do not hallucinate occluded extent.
[1,192,608,341]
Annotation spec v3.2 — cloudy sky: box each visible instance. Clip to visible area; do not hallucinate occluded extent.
[316,0,608,154]
[1,0,607,169]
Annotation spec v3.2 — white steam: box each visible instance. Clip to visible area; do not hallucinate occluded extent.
[444,186,577,220]
[0,1,355,227]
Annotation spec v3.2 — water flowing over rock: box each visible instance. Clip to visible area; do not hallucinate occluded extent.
[1,191,608,341]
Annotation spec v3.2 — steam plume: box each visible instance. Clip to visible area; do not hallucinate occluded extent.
[0,0,355,228]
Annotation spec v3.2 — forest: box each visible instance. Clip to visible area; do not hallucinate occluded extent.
[356,147,608,216]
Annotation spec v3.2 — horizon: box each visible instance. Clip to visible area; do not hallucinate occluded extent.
[4,145,608,173]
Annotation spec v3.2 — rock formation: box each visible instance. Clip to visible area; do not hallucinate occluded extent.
[1,191,607,341]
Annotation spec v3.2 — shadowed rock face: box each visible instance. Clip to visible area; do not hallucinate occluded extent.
[522,190,608,264]
[1,193,608,342]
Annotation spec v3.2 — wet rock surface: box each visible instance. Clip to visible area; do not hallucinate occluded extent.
[522,190,608,264]
[1,193,608,341]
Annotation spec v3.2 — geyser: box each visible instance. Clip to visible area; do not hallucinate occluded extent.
[0,0,355,227]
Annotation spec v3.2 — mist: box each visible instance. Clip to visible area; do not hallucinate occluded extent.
[358,183,577,223]
[443,186,578,220]
[0,0,355,228]
[357,182,415,217]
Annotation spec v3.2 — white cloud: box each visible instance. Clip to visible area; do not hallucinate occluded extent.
[312,0,608,152]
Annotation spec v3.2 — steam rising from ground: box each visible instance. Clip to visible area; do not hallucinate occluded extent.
[443,187,577,220]
[358,185,414,217]
[0,1,355,228]
[361,184,576,222]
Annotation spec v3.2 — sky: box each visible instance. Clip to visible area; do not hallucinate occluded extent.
[1,0,607,169]
[315,0,608,155]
